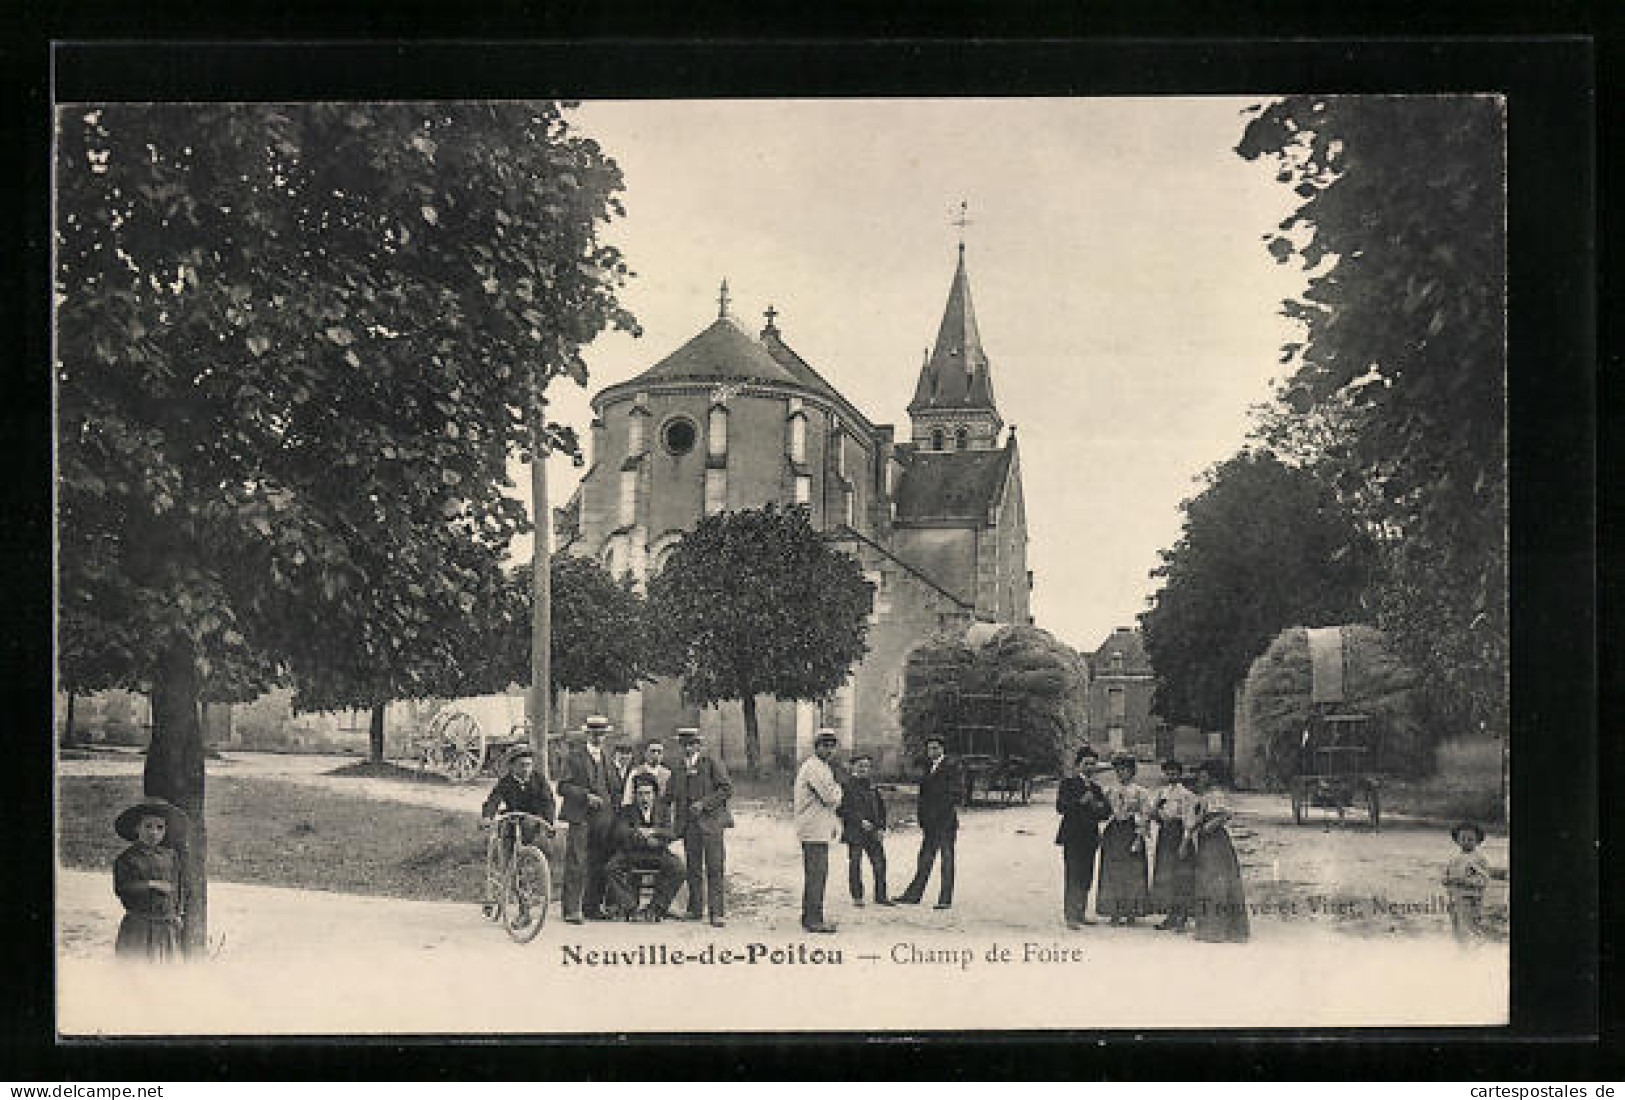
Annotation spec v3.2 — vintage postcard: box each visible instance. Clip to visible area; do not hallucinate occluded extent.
[53,91,1514,1035]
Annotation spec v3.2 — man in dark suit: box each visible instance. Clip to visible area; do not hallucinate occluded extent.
[667,727,733,927]
[898,735,961,909]
[604,773,685,921]
[558,714,618,924]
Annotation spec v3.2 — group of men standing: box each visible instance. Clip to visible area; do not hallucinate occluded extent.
[482,716,965,934]
[793,729,961,933]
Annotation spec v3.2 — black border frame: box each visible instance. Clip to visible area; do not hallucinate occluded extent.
[3,24,1608,1081]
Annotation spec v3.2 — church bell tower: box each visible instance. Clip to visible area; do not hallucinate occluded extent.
[907,243,1004,452]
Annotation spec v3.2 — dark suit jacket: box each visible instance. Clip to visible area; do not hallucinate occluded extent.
[558,744,616,824]
[611,801,676,857]
[916,757,961,833]
[481,773,557,825]
[839,778,888,845]
[1055,776,1111,847]
[668,753,734,835]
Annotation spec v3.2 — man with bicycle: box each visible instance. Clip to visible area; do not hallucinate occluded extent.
[479,745,556,916]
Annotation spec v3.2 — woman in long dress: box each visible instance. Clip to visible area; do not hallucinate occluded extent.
[1149,759,1197,931]
[1186,766,1250,943]
[1095,753,1152,925]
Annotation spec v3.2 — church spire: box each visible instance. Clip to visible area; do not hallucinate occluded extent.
[908,246,1003,450]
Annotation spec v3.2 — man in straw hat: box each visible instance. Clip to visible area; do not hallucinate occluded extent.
[667,727,733,927]
[559,715,619,923]
[112,797,189,961]
[794,729,845,932]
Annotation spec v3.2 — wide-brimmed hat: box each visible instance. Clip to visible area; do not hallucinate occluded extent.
[115,797,189,844]
[582,715,613,735]
[503,744,535,768]
[1450,820,1486,843]
[814,728,839,747]
[676,727,702,744]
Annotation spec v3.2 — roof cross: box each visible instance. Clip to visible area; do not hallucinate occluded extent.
[717,278,730,319]
[763,303,779,334]
[951,199,972,252]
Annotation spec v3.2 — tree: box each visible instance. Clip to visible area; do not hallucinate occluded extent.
[1140,450,1378,730]
[55,102,634,951]
[1236,95,1507,741]
[646,505,874,776]
[900,625,1088,771]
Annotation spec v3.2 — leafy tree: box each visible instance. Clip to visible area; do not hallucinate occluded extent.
[646,505,873,776]
[900,625,1087,771]
[1140,450,1378,730]
[55,102,634,950]
[488,555,657,699]
[1236,95,1507,741]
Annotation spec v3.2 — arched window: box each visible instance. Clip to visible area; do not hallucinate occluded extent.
[930,428,945,451]
[789,413,807,464]
[707,405,728,459]
[955,426,969,450]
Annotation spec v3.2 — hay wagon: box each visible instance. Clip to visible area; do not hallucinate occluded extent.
[1291,710,1384,829]
[946,692,1035,806]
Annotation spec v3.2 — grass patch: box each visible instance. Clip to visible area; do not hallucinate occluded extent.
[326,759,454,785]
[1381,738,1506,826]
[59,774,491,903]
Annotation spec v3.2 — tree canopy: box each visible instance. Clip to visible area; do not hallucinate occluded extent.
[489,554,656,699]
[646,505,873,775]
[55,101,635,948]
[1140,450,1378,731]
[1236,95,1507,739]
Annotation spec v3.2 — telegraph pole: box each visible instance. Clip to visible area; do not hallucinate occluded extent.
[529,384,552,781]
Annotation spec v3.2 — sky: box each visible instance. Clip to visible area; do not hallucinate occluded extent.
[521,98,1309,654]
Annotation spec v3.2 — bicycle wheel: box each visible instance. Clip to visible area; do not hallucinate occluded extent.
[504,845,551,943]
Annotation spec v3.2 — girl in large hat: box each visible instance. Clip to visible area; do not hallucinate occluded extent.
[112,798,188,961]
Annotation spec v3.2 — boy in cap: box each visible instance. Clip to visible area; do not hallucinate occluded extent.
[794,729,845,932]
[479,745,557,917]
[112,798,188,961]
[667,727,733,926]
[839,752,892,907]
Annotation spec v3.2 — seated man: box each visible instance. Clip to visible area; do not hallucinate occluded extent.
[604,773,685,921]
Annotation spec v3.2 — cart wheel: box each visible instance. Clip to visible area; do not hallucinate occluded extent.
[504,846,551,943]
[1366,785,1381,832]
[439,712,486,783]
[1291,781,1305,825]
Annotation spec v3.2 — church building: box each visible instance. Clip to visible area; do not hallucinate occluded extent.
[555,247,1031,774]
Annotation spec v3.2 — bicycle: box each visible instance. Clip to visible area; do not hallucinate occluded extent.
[481,811,554,943]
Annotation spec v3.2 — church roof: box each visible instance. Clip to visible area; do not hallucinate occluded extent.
[1090,627,1153,675]
[908,247,999,415]
[616,315,803,391]
[893,443,1013,524]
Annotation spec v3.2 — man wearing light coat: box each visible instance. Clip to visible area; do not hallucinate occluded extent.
[793,729,845,933]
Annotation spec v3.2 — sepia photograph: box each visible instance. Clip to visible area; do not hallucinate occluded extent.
[51,88,1518,1035]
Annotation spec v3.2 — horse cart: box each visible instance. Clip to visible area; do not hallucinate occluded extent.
[413,709,562,783]
[946,692,1036,806]
[1290,711,1384,830]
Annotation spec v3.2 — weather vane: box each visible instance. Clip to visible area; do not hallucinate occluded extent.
[951,199,973,251]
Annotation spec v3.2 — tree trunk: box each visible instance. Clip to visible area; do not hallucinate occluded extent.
[145,636,207,956]
[741,692,761,778]
[368,703,386,764]
[528,398,552,782]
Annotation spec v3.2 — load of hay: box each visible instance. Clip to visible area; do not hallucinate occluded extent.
[900,624,1089,771]
[1236,623,1427,789]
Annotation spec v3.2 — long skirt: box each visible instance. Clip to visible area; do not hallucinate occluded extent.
[1149,820,1196,919]
[115,913,181,961]
[1192,827,1250,943]
[1095,819,1150,920]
